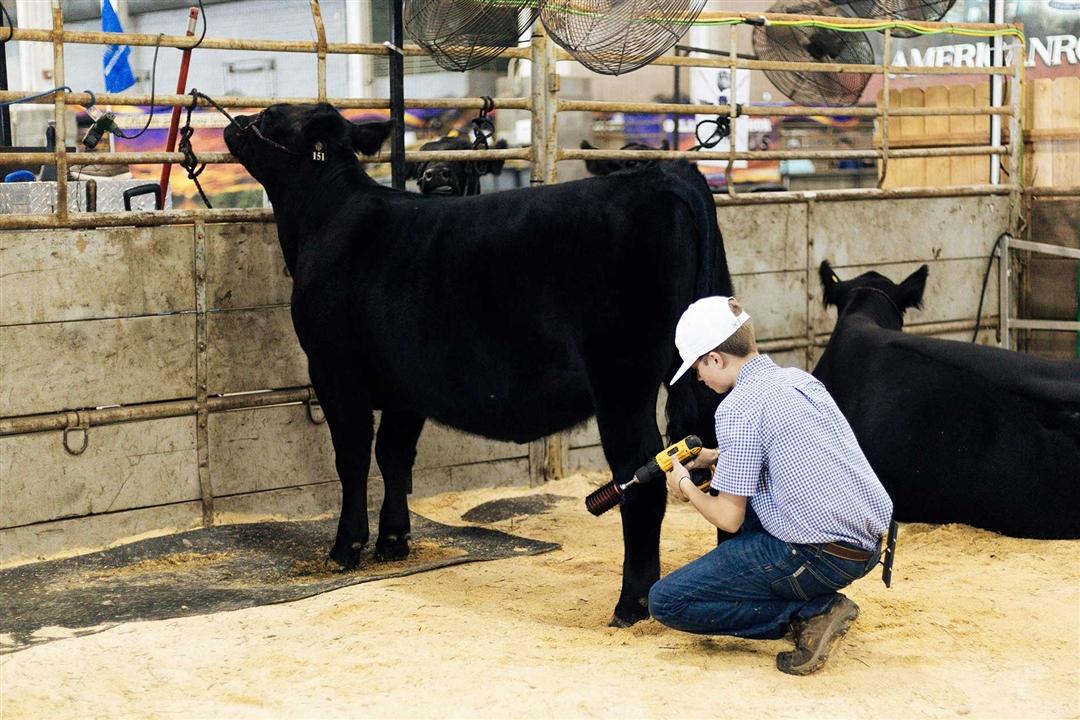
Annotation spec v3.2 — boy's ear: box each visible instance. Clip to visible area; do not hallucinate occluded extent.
[896,264,929,311]
[350,120,392,156]
[819,260,842,307]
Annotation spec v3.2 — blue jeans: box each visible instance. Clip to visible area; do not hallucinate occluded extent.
[648,511,881,639]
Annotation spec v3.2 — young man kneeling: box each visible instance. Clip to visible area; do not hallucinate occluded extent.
[650,296,892,676]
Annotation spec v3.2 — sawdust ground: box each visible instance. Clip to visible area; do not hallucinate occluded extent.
[1,472,1077,719]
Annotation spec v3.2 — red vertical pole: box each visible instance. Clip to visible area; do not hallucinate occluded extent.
[159,7,199,204]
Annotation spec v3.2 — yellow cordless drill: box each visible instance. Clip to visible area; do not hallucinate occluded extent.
[586,435,707,516]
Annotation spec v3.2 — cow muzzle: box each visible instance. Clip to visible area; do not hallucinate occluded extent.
[419,165,459,195]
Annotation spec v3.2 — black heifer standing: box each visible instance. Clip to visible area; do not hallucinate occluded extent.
[814,261,1080,539]
[405,135,509,196]
[224,103,729,625]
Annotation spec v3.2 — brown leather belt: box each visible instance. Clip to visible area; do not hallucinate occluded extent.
[821,541,875,562]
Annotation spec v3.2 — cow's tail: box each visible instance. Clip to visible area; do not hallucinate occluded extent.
[668,160,731,301]
[662,161,731,469]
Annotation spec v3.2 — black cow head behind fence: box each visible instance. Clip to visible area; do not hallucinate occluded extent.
[405,135,509,196]
[224,102,732,627]
[581,139,671,176]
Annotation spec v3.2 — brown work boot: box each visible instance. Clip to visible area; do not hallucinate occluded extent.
[776,595,860,676]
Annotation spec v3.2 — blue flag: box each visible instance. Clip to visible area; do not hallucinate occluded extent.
[101,0,136,93]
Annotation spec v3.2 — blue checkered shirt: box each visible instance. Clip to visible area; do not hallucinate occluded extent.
[711,355,893,550]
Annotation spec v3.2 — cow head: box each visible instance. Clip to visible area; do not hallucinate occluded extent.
[224,103,391,187]
[581,139,671,176]
[820,260,929,327]
[405,135,508,196]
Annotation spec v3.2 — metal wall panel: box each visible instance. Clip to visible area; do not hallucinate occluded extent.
[1,315,196,416]
[717,204,808,275]
[209,404,335,497]
[0,225,194,326]
[0,501,204,567]
[0,417,198,528]
[731,271,807,341]
[205,222,290,310]
[206,307,309,394]
[810,196,1009,267]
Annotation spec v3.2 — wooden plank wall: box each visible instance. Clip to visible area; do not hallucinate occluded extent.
[875,76,1080,187]
[0,197,1012,564]
[876,83,991,187]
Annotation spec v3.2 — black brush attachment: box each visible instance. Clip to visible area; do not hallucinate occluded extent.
[585,480,630,517]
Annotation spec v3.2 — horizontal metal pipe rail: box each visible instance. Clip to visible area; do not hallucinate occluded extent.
[7,27,532,59]
[0,388,317,437]
[695,10,1019,31]
[14,147,534,166]
[560,145,1007,162]
[557,99,1011,117]
[6,144,1000,168]
[712,184,1013,205]
[1024,186,1080,198]
[0,89,532,111]
[638,52,1015,75]
[0,208,273,230]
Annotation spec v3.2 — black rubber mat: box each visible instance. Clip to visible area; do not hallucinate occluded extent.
[0,512,558,653]
[460,494,573,523]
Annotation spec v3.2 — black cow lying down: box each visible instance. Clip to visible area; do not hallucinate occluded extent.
[405,135,509,196]
[814,261,1080,539]
[224,103,730,625]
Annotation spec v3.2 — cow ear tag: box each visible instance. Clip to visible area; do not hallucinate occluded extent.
[312,141,326,162]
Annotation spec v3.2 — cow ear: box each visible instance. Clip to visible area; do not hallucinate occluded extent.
[896,264,929,311]
[819,260,842,306]
[580,140,595,150]
[305,105,349,149]
[351,120,392,156]
[660,139,670,151]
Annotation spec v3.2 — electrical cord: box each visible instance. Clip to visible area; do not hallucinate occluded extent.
[111,33,163,140]
[0,87,74,107]
[0,1,13,43]
[972,232,1008,343]
[193,0,207,49]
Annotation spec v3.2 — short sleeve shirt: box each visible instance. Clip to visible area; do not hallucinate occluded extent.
[712,355,893,550]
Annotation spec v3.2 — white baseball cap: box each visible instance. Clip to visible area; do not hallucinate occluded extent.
[670,296,750,384]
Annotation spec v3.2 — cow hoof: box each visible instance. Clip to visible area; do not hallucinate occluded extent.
[328,541,367,570]
[374,533,410,562]
[610,598,650,627]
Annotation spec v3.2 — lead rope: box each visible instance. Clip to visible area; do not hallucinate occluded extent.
[464,96,496,195]
[178,89,301,208]
[178,91,213,209]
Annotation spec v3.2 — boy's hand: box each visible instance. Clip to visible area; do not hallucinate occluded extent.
[665,457,692,502]
[685,447,719,470]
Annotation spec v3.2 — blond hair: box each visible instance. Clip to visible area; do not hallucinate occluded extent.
[712,297,757,357]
